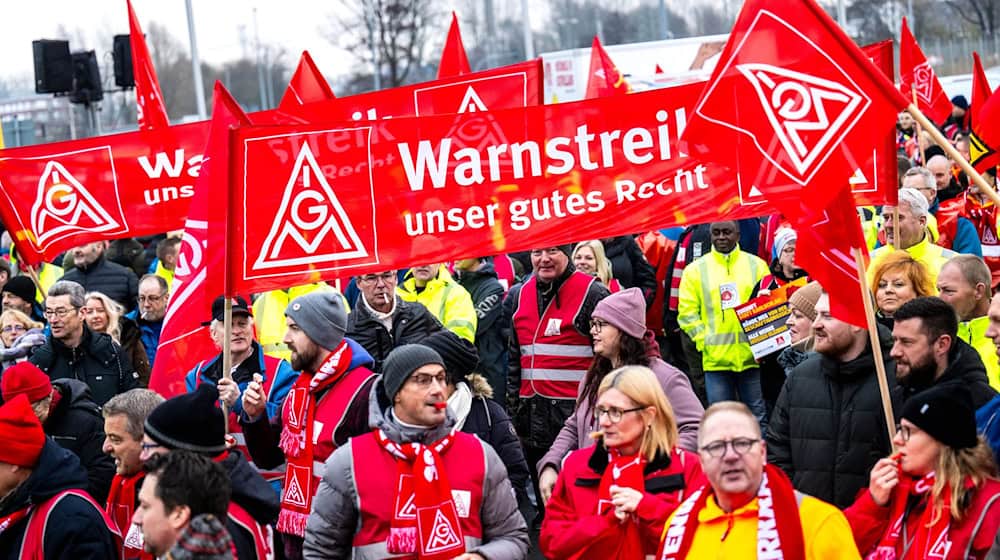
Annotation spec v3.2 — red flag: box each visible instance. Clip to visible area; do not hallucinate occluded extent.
[585,36,630,99]
[970,89,1000,173]
[437,12,471,79]
[278,51,336,111]
[899,17,951,124]
[149,82,251,397]
[862,39,899,205]
[971,51,992,127]
[127,0,170,130]
[681,0,908,212]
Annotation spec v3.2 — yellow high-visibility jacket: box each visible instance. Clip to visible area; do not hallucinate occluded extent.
[959,315,1000,391]
[868,235,957,290]
[397,265,477,342]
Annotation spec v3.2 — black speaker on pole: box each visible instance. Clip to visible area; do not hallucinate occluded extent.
[112,34,134,88]
[70,50,103,105]
[32,39,73,94]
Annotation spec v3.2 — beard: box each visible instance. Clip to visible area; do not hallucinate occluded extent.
[897,354,938,389]
[290,343,319,372]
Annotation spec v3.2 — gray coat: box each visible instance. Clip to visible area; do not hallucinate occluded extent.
[303,379,529,560]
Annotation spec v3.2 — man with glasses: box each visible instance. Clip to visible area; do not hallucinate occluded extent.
[304,344,529,559]
[30,281,138,406]
[347,269,475,373]
[901,165,982,257]
[124,274,168,369]
[767,289,901,508]
[658,401,859,559]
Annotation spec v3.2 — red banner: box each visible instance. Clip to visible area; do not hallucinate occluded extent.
[225,79,898,294]
[0,59,542,265]
[862,39,900,205]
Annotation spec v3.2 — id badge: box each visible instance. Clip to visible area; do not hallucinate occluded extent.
[719,283,740,309]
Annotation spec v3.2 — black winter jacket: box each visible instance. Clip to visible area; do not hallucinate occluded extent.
[767,326,902,508]
[0,440,119,559]
[898,338,998,409]
[602,235,658,305]
[502,266,610,449]
[44,379,115,503]
[61,256,139,311]
[221,450,280,560]
[346,295,468,373]
[30,325,138,406]
[455,263,508,398]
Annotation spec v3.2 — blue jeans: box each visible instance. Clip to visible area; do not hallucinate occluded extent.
[705,368,768,427]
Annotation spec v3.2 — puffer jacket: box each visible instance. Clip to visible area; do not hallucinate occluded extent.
[766,325,902,508]
[346,295,468,373]
[44,379,115,504]
[602,235,658,306]
[455,263,509,398]
[898,338,998,410]
[302,379,529,560]
[61,255,139,311]
[30,325,138,406]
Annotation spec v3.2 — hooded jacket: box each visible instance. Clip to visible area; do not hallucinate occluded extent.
[219,449,280,560]
[44,378,115,504]
[455,263,509,397]
[30,325,138,406]
[302,379,529,560]
[898,338,998,410]
[62,255,139,311]
[767,326,902,508]
[0,440,119,559]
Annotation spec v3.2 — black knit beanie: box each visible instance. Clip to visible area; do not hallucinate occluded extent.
[144,383,227,455]
[900,383,978,449]
[381,344,445,400]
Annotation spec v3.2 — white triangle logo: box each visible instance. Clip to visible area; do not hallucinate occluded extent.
[912,62,936,105]
[397,492,416,519]
[31,161,122,247]
[748,185,763,197]
[425,509,461,553]
[124,522,144,549]
[736,63,865,184]
[456,86,488,113]
[283,467,308,508]
[984,226,998,245]
[254,144,368,270]
[849,168,868,185]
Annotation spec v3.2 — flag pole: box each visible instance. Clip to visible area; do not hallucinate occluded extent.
[21,264,44,298]
[912,87,926,166]
[853,247,897,449]
[221,297,232,435]
[906,103,1000,207]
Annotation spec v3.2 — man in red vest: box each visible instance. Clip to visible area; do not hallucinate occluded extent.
[303,344,528,558]
[102,388,165,560]
[502,244,609,522]
[241,291,377,560]
[0,394,121,557]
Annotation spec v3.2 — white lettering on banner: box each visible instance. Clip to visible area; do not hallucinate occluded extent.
[137,149,202,206]
[30,158,124,247]
[397,108,687,191]
[254,143,368,270]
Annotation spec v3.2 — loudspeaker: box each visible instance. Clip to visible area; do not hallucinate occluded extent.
[70,50,103,104]
[112,34,134,88]
[32,39,73,94]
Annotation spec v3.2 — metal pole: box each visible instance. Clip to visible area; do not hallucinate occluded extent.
[658,0,670,39]
[185,0,208,119]
[837,0,847,28]
[67,99,76,140]
[907,0,914,27]
[253,8,268,109]
[521,0,534,59]
[364,2,381,90]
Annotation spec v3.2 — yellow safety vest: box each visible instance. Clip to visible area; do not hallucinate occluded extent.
[959,316,1000,391]
[397,266,478,342]
[868,235,957,290]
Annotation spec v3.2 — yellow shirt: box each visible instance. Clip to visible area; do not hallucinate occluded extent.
[663,493,861,560]
[959,316,1000,391]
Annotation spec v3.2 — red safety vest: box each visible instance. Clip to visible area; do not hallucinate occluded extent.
[349,431,486,556]
[105,472,152,560]
[965,195,1000,288]
[193,356,285,484]
[936,195,965,250]
[22,489,123,559]
[228,501,274,560]
[513,272,595,400]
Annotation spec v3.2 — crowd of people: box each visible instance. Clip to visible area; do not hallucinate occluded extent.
[2,105,1000,559]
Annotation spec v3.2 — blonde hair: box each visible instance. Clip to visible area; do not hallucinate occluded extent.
[928,438,998,525]
[573,240,614,285]
[0,309,43,332]
[598,365,678,461]
[84,291,124,343]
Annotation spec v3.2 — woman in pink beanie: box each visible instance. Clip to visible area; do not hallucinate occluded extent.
[536,287,704,504]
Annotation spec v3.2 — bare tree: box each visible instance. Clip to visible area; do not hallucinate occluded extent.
[944,0,999,36]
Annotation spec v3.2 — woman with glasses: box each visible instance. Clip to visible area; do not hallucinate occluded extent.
[537,288,704,504]
[758,227,808,294]
[540,365,704,559]
[0,309,45,371]
[845,384,1000,559]
[83,291,151,386]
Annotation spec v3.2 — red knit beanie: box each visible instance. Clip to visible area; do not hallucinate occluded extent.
[0,394,46,467]
[2,362,53,403]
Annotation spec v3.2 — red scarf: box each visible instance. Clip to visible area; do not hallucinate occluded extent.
[105,471,151,558]
[867,471,953,560]
[658,463,805,560]
[596,448,647,558]
[0,506,31,536]
[276,341,353,537]
[375,428,465,559]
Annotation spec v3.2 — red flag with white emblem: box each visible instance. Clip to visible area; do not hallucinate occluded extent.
[149,82,251,397]
[128,0,170,130]
[437,12,471,79]
[585,36,630,99]
[899,17,952,124]
[278,51,336,111]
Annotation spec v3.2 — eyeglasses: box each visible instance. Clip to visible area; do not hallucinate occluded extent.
[699,438,760,458]
[590,319,610,332]
[895,424,916,443]
[141,442,166,454]
[594,406,644,423]
[43,307,78,319]
[1,324,26,333]
[408,373,448,388]
[138,294,166,304]
[530,248,563,257]
[359,272,396,284]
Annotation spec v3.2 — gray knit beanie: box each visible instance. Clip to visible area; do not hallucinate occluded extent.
[284,292,348,351]
[382,344,445,400]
